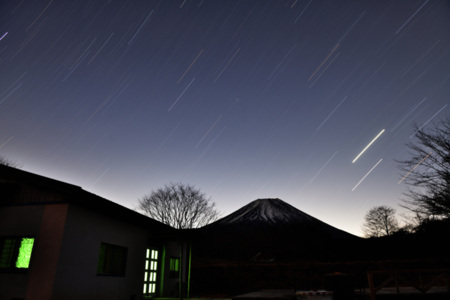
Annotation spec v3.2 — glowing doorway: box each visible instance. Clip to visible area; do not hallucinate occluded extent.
[143,248,159,296]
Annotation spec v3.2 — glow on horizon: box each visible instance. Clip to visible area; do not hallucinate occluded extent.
[352,129,385,163]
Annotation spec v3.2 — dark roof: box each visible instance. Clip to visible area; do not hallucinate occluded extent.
[0,165,174,233]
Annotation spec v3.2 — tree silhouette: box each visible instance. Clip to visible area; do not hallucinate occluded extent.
[362,205,398,237]
[0,155,20,168]
[138,183,219,229]
[398,118,450,220]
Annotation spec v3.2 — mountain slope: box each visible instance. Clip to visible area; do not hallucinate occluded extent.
[195,198,358,260]
[206,198,355,239]
[213,198,316,225]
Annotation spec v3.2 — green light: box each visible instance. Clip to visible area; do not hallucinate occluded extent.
[159,246,166,296]
[0,238,16,268]
[170,257,180,272]
[187,243,192,298]
[143,247,161,296]
[15,238,34,268]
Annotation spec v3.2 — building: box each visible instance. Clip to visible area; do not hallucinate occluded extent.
[0,165,191,300]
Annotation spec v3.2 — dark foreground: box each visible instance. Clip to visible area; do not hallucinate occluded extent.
[229,288,450,300]
[190,258,450,299]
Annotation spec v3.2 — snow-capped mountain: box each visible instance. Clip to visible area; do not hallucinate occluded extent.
[213,198,316,225]
[196,198,358,260]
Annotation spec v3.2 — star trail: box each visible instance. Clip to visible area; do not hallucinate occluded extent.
[1,0,449,235]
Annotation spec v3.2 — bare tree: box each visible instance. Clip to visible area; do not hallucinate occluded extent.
[138,183,219,229]
[397,118,450,220]
[0,155,20,168]
[362,205,399,237]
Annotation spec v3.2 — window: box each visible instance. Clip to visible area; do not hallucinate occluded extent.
[0,237,35,270]
[97,243,127,276]
[169,257,180,278]
[143,248,159,296]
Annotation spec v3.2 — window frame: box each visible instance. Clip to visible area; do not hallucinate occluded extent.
[143,247,160,297]
[169,256,180,279]
[96,242,128,277]
[0,236,35,272]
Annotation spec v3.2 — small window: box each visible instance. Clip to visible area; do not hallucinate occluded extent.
[169,257,180,278]
[97,243,127,276]
[0,237,35,270]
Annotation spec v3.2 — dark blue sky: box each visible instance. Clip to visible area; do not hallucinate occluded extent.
[1,0,449,235]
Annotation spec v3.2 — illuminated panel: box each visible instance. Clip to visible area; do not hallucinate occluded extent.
[15,238,34,268]
[0,237,34,270]
[143,248,159,297]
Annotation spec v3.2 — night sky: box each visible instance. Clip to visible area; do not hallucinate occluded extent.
[1,0,449,236]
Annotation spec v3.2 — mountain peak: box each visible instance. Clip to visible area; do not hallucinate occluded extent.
[197,198,358,260]
[214,198,315,225]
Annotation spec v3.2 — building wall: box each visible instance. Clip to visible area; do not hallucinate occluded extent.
[0,205,45,237]
[1,166,187,300]
[50,203,158,300]
[0,203,69,300]
[0,201,184,300]
[26,203,69,300]
[0,205,45,300]
[161,240,191,298]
